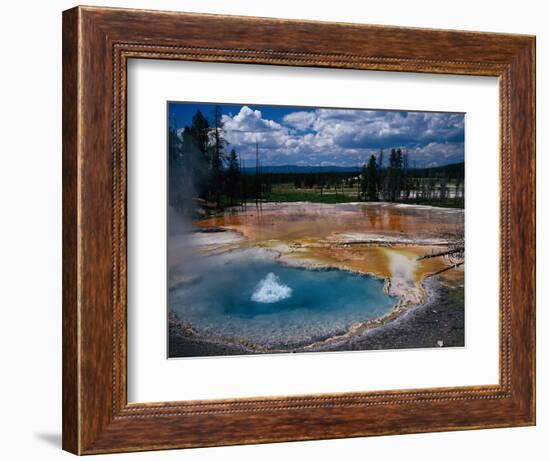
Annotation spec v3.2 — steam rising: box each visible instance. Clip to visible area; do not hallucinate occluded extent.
[387,251,417,283]
[168,127,210,285]
[251,273,293,303]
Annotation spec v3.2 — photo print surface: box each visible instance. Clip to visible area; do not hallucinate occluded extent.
[167,102,465,358]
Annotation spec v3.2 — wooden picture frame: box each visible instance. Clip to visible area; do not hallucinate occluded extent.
[62,5,535,455]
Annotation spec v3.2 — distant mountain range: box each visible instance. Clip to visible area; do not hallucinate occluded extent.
[412,162,465,177]
[242,165,361,174]
[242,162,464,175]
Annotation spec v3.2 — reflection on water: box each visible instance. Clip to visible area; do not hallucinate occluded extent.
[199,202,463,243]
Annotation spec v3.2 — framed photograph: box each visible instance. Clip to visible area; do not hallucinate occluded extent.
[62,6,535,455]
[165,101,467,359]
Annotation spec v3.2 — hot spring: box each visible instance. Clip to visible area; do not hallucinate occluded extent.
[169,249,396,350]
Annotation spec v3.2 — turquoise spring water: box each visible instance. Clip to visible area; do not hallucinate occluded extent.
[169,250,396,349]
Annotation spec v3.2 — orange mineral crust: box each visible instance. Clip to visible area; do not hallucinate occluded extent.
[195,202,464,288]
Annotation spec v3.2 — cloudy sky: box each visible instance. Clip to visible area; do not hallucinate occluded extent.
[169,102,464,168]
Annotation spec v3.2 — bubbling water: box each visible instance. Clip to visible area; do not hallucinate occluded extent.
[169,248,395,349]
[251,272,292,303]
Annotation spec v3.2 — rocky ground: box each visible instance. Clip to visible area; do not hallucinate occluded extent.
[311,278,464,352]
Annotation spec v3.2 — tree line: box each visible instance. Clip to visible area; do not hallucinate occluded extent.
[357,148,464,204]
[169,107,245,213]
[169,107,464,214]
[271,149,464,206]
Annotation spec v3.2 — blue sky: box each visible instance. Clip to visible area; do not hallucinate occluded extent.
[168,102,464,168]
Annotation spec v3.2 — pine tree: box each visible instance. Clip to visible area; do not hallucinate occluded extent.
[439,176,448,201]
[403,149,410,199]
[189,110,209,159]
[226,148,240,205]
[184,112,211,200]
[210,105,227,207]
[377,149,385,199]
[360,164,368,200]
[388,148,403,201]
[366,154,379,201]
[168,126,182,209]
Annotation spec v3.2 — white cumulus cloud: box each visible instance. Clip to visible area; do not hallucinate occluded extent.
[217,105,464,167]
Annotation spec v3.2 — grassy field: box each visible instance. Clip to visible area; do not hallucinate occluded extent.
[266,190,360,204]
[258,184,464,208]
